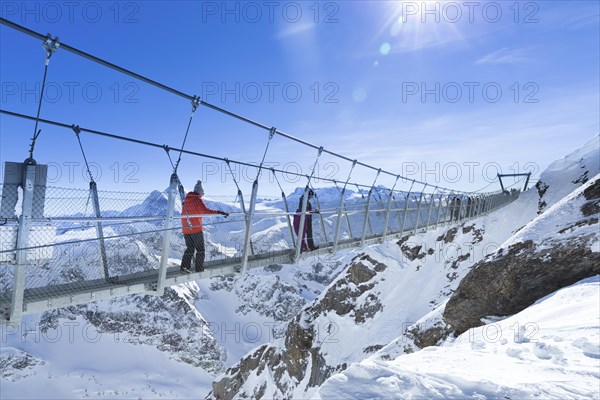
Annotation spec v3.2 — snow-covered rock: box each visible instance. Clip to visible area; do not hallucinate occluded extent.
[318,276,600,399]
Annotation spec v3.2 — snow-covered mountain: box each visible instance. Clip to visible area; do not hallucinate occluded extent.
[209,135,599,399]
[1,136,598,399]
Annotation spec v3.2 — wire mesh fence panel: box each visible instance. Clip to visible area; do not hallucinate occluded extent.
[44,186,94,217]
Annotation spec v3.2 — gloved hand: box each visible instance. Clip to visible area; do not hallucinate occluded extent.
[218,210,229,217]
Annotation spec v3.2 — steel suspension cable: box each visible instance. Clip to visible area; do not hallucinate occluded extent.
[173,96,201,173]
[72,125,95,183]
[27,34,59,160]
[1,109,501,197]
[255,127,276,181]
[0,17,478,195]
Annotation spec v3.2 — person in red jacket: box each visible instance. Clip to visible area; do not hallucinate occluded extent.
[181,181,229,273]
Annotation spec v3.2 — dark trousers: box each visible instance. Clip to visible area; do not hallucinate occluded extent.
[182,232,205,271]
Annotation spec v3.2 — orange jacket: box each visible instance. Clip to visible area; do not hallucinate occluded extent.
[181,192,220,234]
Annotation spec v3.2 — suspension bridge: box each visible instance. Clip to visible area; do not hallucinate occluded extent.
[0,18,527,324]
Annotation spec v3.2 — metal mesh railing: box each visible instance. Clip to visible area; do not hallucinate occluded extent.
[0,181,520,321]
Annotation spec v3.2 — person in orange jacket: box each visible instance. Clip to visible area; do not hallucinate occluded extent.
[181,181,229,273]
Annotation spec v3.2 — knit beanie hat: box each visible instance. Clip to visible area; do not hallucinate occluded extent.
[194,180,204,195]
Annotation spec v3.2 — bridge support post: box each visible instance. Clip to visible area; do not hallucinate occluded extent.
[90,181,110,282]
[442,193,453,226]
[237,189,254,256]
[399,191,411,238]
[312,191,328,245]
[413,189,425,235]
[281,191,296,250]
[10,162,36,323]
[424,190,436,232]
[360,189,374,247]
[433,194,444,229]
[332,188,346,252]
[156,173,177,295]
[343,202,353,239]
[241,179,259,274]
[382,181,399,240]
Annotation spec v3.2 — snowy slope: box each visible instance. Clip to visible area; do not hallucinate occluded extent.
[209,136,600,399]
[318,276,600,399]
[2,136,598,399]
[535,135,599,213]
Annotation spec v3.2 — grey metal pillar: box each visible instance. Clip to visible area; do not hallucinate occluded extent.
[434,194,444,229]
[412,190,425,234]
[293,186,310,263]
[333,188,346,252]
[424,190,437,232]
[10,163,36,322]
[442,193,454,226]
[89,181,110,282]
[281,191,296,250]
[241,180,259,273]
[360,189,374,247]
[237,189,254,256]
[399,191,411,237]
[382,180,399,240]
[312,192,328,244]
[156,173,178,295]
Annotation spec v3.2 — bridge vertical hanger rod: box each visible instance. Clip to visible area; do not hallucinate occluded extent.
[399,180,415,238]
[156,173,178,294]
[361,169,381,247]
[10,163,36,322]
[413,184,426,234]
[382,176,400,240]
[90,181,110,282]
[241,179,259,274]
[424,187,438,232]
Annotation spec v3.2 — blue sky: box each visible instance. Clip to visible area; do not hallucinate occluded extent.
[1,1,598,197]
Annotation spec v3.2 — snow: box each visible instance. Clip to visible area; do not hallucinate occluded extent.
[2,136,598,399]
[318,277,600,400]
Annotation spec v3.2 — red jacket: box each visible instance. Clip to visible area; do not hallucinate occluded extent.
[181,192,220,234]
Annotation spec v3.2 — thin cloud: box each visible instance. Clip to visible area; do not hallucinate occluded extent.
[276,22,315,38]
[476,48,530,65]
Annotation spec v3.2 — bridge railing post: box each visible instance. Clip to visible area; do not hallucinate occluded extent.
[332,188,346,252]
[433,193,444,229]
[412,187,425,234]
[293,186,310,263]
[382,181,399,240]
[281,190,296,250]
[312,191,328,245]
[10,162,36,323]
[241,179,259,274]
[424,188,437,232]
[156,173,178,295]
[360,188,374,247]
[399,190,412,237]
[442,193,454,226]
[89,181,110,282]
[237,189,254,256]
